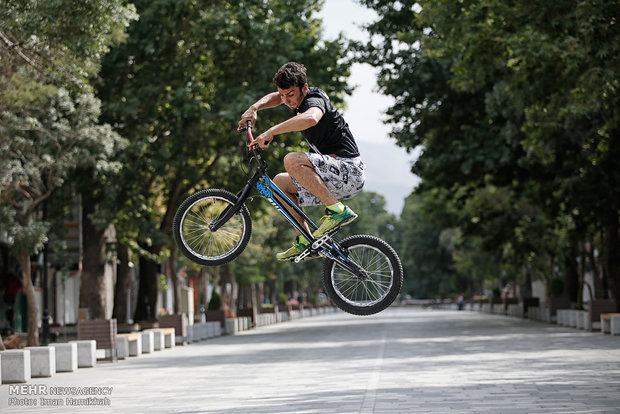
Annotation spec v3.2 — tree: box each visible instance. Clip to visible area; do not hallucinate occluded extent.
[358,0,620,305]
[0,0,136,345]
[97,0,353,321]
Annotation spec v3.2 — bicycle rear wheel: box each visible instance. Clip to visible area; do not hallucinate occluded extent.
[173,189,252,266]
[322,234,403,315]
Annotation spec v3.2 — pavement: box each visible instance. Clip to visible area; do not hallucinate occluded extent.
[1,307,619,414]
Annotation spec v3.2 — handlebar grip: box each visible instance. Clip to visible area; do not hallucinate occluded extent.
[237,120,253,133]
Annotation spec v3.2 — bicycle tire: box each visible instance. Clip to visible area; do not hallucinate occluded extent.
[173,189,252,266]
[322,234,403,315]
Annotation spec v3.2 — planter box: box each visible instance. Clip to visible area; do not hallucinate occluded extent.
[77,319,118,362]
[205,310,226,329]
[522,297,539,317]
[587,300,617,331]
[548,297,572,322]
[159,313,188,345]
[237,308,257,328]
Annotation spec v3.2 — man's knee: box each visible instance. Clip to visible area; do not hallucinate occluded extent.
[274,173,297,194]
[273,172,288,187]
[283,152,309,172]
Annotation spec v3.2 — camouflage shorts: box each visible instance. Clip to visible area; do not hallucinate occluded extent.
[291,153,366,207]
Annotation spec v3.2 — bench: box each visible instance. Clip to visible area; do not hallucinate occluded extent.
[141,331,154,353]
[117,333,142,357]
[600,313,620,335]
[144,328,175,350]
[144,329,163,350]
[160,328,175,348]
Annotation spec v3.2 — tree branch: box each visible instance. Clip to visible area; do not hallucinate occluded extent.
[0,29,37,69]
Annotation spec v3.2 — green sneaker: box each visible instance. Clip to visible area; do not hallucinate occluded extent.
[276,237,308,261]
[312,206,358,238]
[276,236,320,261]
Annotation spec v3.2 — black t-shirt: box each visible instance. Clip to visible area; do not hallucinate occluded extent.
[294,87,360,158]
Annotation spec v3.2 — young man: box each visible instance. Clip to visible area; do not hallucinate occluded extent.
[239,62,365,261]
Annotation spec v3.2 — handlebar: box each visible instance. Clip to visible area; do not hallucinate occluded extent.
[238,121,268,170]
[237,121,256,147]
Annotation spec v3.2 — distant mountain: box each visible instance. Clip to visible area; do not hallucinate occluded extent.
[356,140,420,216]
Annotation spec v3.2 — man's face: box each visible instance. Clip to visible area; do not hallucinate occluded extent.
[278,84,308,109]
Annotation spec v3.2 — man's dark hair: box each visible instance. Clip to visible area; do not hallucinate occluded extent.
[273,62,307,89]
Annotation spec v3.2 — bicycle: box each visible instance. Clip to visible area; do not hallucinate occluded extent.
[173,122,403,315]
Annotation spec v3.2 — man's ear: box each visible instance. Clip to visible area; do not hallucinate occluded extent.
[302,83,309,94]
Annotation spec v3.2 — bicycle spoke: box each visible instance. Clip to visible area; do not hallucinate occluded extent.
[180,197,245,259]
[331,243,394,308]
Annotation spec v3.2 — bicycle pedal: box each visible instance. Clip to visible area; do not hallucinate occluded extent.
[294,248,312,263]
[311,235,331,250]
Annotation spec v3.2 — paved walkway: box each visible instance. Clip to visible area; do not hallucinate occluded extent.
[1,308,619,413]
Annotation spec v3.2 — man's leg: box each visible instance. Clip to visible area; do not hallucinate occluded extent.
[283,152,357,237]
[272,171,320,261]
[282,152,338,206]
[272,171,312,236]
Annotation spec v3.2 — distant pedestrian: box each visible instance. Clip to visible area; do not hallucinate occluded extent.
[457,295,464,311]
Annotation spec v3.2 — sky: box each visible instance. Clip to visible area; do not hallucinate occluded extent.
[317,0,421,216]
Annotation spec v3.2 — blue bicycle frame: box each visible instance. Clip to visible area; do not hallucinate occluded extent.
[210,123,362,272]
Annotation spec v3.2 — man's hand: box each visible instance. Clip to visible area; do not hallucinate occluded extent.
[238,106,258,130]
[251,129,274,149]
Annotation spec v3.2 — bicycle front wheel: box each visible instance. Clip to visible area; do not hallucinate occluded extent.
[322,234,403,315]
[173,189,252,266]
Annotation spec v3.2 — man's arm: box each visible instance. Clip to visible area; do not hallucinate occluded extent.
[239,92,282,128]
[253,107,323,149]
[267,107,323,136]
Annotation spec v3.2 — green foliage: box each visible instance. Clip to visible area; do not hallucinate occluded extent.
[358,0,620,298]
[1,86,127,255]
[94,0,354,317]
[207,291,221,311]
[398,191,459,298]
[334,191,399,246]
[97,0,353,254]
[158,274,169,291]
[277,293,288,306]
[550,276,565,299]
[0,0,136,344]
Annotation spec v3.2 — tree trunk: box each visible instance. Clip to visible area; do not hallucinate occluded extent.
[168,252,180,314]
[577,244,586,309]
[18,253,38,346]
[134,251,160,321]
[257,282,265,307]
[220,265,237,317]
[197,267,207,313]
[565,240,579,303]
[587,237,604,299]
[113,243,132,323]
[79,204,109,319]
[604,208,620,312]
[250,282,258,324]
